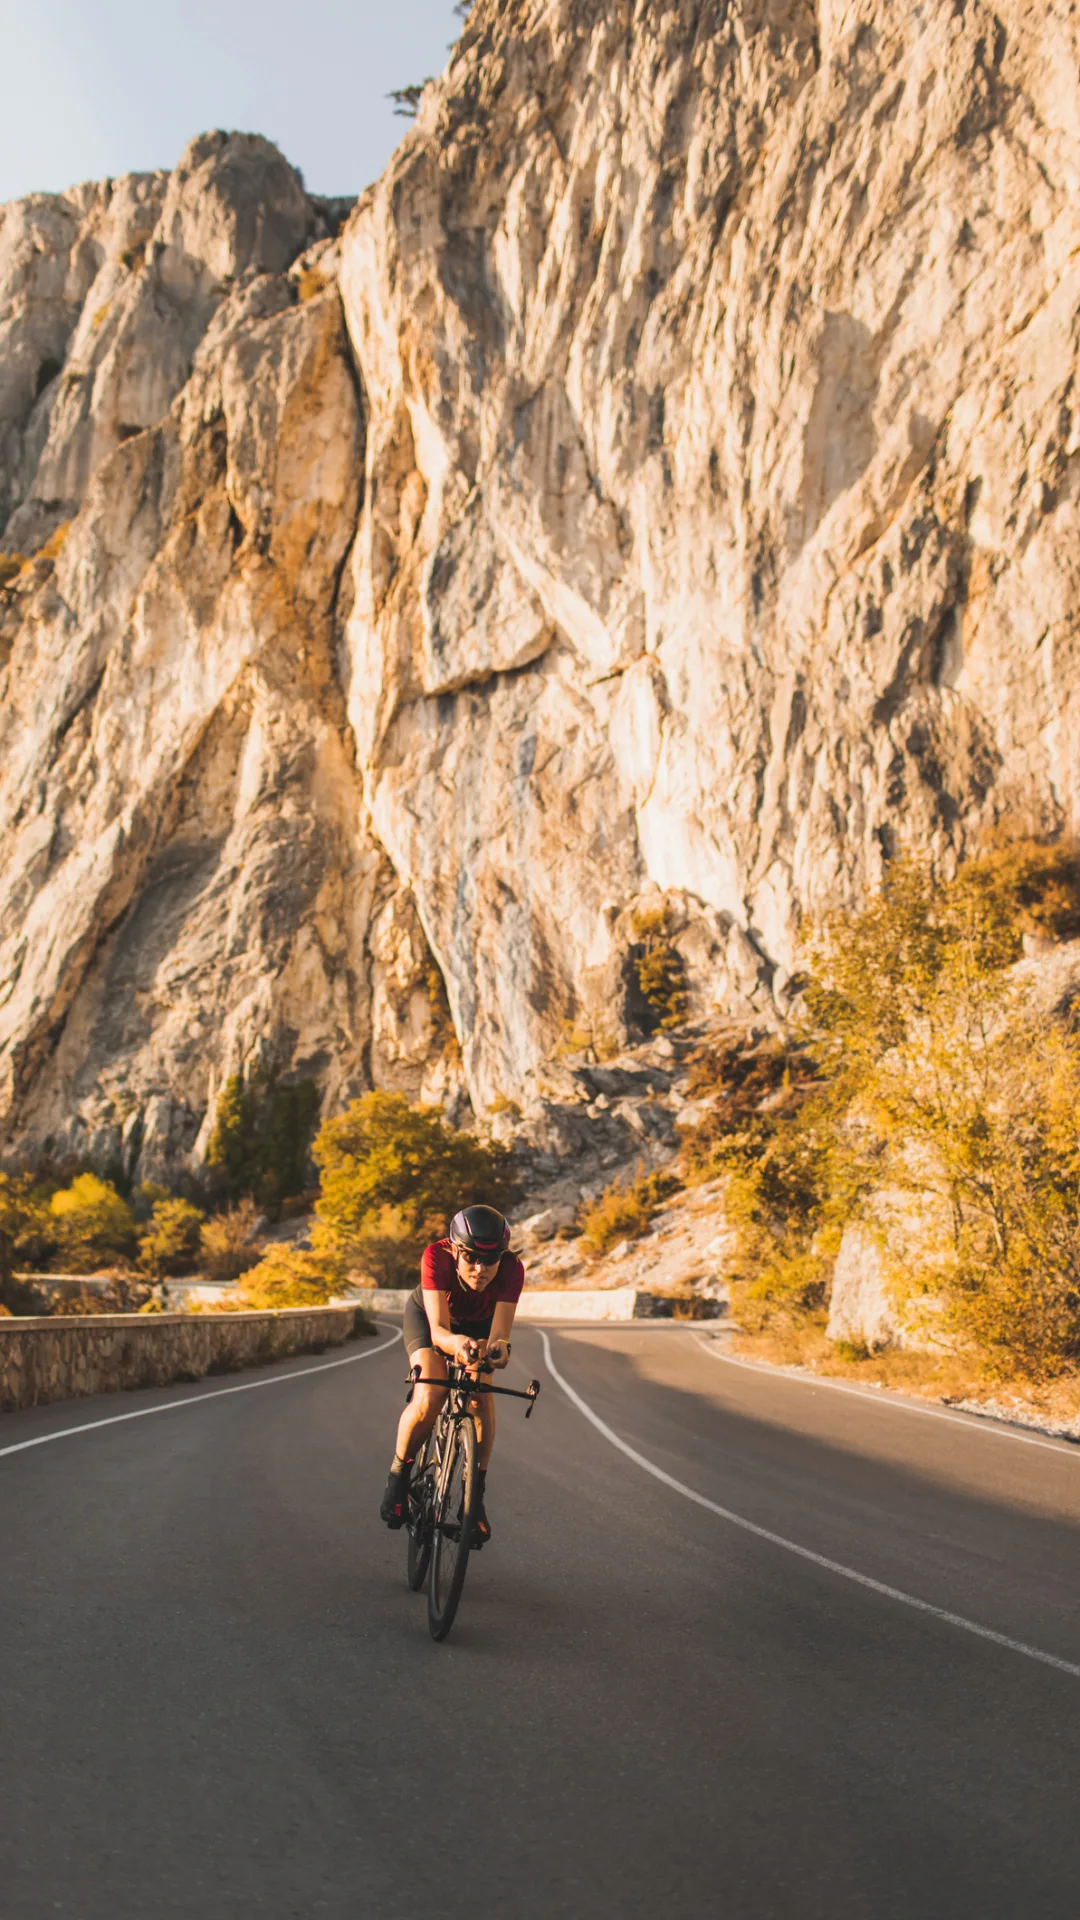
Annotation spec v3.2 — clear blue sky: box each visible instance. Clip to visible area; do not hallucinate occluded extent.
[0,0,467,204]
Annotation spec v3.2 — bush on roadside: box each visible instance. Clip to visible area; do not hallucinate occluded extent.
[685,838,1080,1377]
[0,1171,51,1293]
[227,1243,342,1310]
[578,1168,679,1255]
[340,1204,430,1288]
[311,1091,517,1278]
[49,1174,136,1272]
[46,1274,156,1315]
[199,1197,264,1281]
[138,1196,206,1277]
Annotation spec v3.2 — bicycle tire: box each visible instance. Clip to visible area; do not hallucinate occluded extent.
[406,1436,435,1592]
[428,1414,477,1642]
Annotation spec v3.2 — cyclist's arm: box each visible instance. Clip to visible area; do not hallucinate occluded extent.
[422,1287,472,1360]
[484,1300,518,1368]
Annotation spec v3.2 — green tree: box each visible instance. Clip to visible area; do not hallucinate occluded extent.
[205,1073,319,1210]
[808,861,1080,1378]
[312,1091,517,1278]
[138,1196,206,1277]
[0,1172,50,1292]
[49,1174,136,1272]
[628,903,689,1032]
[387,80,433,118]
[205,1075,257,1189]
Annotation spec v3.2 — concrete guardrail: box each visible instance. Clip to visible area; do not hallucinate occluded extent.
[362,1286,662,1321]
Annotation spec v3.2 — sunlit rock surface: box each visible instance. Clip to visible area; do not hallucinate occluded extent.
[3,5,1080,1177]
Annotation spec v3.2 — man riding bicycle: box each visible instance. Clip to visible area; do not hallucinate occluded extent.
[380,1204,524,1547]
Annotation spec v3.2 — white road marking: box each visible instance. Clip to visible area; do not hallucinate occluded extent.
[0,1324,403,1462]
[690,1330,1080,1459]
[540,1330,1080,1682]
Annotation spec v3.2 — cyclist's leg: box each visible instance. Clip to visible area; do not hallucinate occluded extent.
[383,1348,446,1527]
[468,1386,494,1545]
[394,1347,447,1462]
[473,1380,496,1469]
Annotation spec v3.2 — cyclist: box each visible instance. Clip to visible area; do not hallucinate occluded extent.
[380,1204,524,1547]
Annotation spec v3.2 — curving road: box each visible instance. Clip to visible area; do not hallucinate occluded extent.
[3,1320,1080,1918]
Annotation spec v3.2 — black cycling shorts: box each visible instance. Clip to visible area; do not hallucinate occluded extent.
[402,1284,493,1359]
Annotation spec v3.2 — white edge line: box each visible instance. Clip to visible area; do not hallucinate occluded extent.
[0,1323,403,1461]
[690,1331,1080,1459]
[539,1330,1080,1682]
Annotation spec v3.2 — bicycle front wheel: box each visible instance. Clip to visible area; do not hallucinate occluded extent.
[406,1436,435,1592]
[428,1415,477,1642]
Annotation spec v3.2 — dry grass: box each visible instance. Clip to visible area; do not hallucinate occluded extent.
[578,1168,679,1255]
[296,266,328,302]
[729,1321,1080,1427]
[38,521,72,563]
[200,1198,263,1281]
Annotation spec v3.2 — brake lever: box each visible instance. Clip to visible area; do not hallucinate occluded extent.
[404,1362,422,1404]
[524,1379,541,1418]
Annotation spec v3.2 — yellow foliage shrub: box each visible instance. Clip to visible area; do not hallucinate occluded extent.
[49,1174,136,1272]
[296,265,328,302]
[138,1196,205,1276]
[38,520,72,562]
[200,1198,264,1280]
[629,903,688,1031]
[229,1243,341,1310]
[313,1091,516,1271]
[684,840,1080,1376]
[578,1168,679,1255]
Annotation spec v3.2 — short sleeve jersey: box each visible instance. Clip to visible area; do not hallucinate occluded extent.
[420,1238,525,1327]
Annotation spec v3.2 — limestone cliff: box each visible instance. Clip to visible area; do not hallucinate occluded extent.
[2,3,1080,1182]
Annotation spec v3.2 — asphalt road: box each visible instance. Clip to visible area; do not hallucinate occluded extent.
[3,1320,1080,1919]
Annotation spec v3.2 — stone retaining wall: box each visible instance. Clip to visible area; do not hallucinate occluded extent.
[0,1306,376,1414]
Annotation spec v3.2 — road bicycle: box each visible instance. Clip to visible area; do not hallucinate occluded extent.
[403,1352,540,1641]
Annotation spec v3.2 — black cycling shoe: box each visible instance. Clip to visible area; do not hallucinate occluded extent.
[380,1465,410,1530]
[472,1498,491,1550]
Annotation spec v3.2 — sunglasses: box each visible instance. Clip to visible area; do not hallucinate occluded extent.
[455,1248,501,1267]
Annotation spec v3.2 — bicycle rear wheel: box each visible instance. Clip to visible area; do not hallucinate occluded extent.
[428,1415,477,1642]
[406,1436,435,1592]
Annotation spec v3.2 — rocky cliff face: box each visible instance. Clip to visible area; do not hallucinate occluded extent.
[3,3,1080,1182]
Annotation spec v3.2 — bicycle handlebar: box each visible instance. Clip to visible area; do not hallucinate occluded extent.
[406,1364,541,1416]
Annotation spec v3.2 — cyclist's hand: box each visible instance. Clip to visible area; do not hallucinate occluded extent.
[454,1335,480,1367]
[486,1338,510,1370]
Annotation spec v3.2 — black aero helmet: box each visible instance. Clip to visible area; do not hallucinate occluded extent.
[449,1204,511,1259]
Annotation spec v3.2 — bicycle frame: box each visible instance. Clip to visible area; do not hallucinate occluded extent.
[405,1360,540,1519]
[403,1359,541,1637]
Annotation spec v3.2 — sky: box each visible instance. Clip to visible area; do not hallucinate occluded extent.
[0,0,469,204]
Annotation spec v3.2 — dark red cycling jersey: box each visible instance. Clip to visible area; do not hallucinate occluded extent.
[420,1237,525,1327]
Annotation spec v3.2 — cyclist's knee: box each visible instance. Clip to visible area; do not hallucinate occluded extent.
[415,1383,447,1423]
